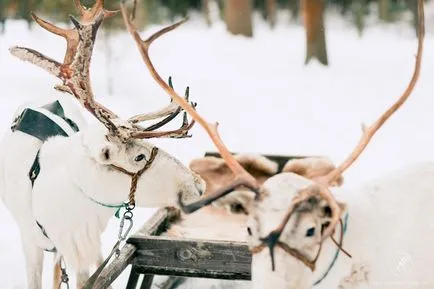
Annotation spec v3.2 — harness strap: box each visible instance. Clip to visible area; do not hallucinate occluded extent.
[29,150,41,187]
[11,102,79,142]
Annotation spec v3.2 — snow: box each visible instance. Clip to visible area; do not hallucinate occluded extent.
[1,7,434,288]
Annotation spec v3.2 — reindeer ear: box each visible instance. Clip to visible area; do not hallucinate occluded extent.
[283,157,344,187]
[99,145,112,163]
[214,190,256,215]
[189,156,235,193]
[92,138,118,165]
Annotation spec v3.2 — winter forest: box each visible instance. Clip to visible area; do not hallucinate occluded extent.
[2,0,434,288]
[0,0,426,66]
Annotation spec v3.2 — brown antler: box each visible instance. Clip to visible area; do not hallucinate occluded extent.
[261,0,425,260]
[10,8,121,134]
[120,1,259,207]
[320,2,425,186]
[10,0,195,141]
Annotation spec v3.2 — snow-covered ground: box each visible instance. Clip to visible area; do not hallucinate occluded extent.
[1,6,434,288]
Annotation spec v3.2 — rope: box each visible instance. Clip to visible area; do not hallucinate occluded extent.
[313,213,349,286]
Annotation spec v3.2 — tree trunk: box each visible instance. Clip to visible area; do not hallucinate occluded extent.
[379,0,390,21]
[407,0,419,37]
[352,0,367,37]
[202,0,212,26]
[224,0,253,37]
[266,0,276,28]
[301,0,328,66]
[288,0,299,21]
[0,0,5,34]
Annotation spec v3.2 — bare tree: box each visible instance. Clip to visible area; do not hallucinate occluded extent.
[301,0,328,65]
[224,0,253,37]
[288,0,299,21]
[379,0,390,21]
[266,0,276,28]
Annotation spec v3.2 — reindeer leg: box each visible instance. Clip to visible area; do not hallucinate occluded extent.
[22,237,44,289]
[76,269,90,289]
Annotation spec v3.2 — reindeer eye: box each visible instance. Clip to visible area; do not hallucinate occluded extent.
[134,154,146,162]
[247,227,252,236]
[305,227,316,237]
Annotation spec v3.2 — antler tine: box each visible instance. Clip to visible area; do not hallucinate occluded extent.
[30,0,117,67]
[74,0,119,23]
[321,0,425,186]
[120,1,257,191]
[128,77,197,138]
[129,102,180,123]
[73,0,87,16]
[131,116,195,138]
[130,84,196,138]
[31,13,79,66]
[128,77,183,124]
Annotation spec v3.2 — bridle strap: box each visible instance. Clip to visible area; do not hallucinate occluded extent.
[110,147,159,206]
[250,241,317,271]
[250,216,348,272]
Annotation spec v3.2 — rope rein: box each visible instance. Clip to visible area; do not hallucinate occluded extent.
[110,146,159,207]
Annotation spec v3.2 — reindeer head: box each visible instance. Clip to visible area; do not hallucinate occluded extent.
[246,169,347,288]
[9,0,205,209]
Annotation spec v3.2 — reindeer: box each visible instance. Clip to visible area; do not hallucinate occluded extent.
[1,1,206,288]
[117,0,428,288]
[152,154,344,289]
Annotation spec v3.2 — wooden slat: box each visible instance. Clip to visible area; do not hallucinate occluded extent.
[128,236,251,280]
[126,267,141,289]
[204,151,309,172]
[139,275,154,289]
[86,207,175,289]
[90,244,137,289]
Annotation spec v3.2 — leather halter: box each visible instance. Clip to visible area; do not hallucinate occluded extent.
[250,215,346,273]
[109,146,159,207]
[250,239,321,271]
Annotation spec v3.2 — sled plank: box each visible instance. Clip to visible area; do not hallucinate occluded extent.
[204,151,310,172]
[128,236,251,280]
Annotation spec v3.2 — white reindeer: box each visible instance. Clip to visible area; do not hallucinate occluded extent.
[1,1,205,288]
[151,154,343,289]
[124,0,427,288]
